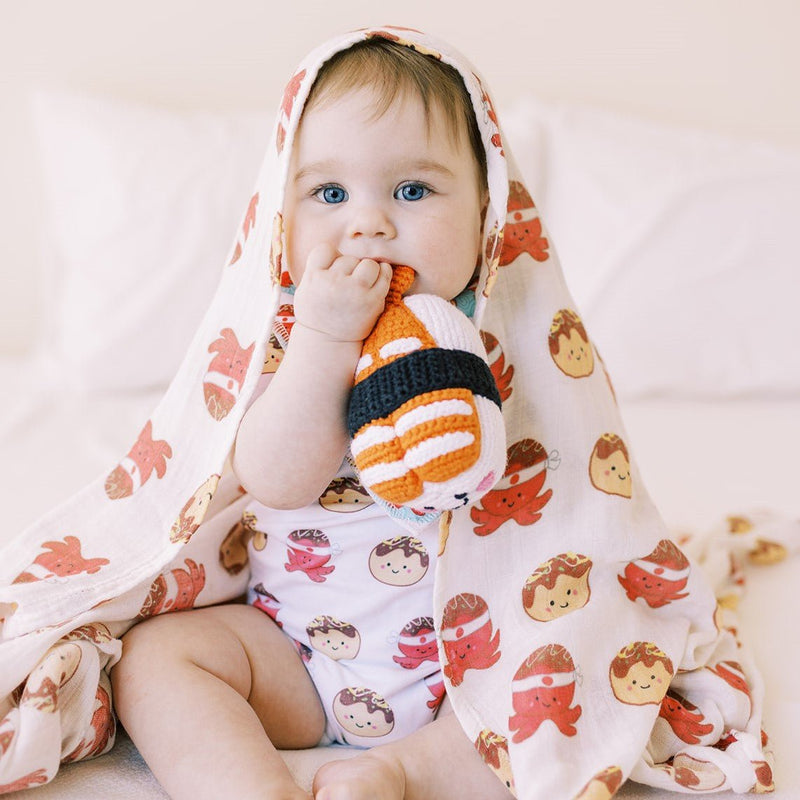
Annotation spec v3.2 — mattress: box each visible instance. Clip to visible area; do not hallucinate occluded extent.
[1,358,797,798]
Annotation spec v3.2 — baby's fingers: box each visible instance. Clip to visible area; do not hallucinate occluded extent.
[350,258,383,287]
[305,243,338,274]
[376,261,393,293]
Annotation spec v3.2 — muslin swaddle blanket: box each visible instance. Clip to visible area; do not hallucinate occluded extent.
[0,25,793,798]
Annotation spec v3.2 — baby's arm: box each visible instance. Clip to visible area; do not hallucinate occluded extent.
[232,244,392,509]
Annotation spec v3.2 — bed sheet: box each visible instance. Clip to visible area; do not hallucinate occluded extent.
[1,358,797,798]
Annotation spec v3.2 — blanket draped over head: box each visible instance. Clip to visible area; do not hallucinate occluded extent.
[0,25,788,798]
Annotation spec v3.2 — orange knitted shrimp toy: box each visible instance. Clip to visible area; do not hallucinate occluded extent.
[347,266,506,513]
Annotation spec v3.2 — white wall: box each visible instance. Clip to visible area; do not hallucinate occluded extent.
[2,0,799,354]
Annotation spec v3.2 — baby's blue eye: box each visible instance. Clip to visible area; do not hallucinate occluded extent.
[316,185,348,204]
[395,182,430,201]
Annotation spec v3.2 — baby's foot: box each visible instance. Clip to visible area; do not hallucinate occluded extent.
[313,751,405,800]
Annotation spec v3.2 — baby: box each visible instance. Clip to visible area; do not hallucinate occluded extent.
[111,37,512,800]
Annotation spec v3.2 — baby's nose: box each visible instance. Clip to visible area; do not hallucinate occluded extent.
[347,206,396,239]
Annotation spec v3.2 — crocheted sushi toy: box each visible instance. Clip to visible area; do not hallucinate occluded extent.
[347,265,507,513]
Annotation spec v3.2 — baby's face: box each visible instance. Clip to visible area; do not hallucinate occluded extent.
[284,86,485,300]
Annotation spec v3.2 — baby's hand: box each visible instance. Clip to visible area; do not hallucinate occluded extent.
[293,243,393,342]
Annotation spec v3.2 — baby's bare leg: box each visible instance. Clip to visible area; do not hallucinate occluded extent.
[111,603,325,800]
[312,698,513,800]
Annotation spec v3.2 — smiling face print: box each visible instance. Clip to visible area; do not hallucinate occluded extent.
[332,687,395,739]
[610,642,673,706]
[306,615,361,660]
[318,477,374,513]
[522,553,592,622]
[368,536,429,586]
[548,309,594,378]
[589,434,632,498]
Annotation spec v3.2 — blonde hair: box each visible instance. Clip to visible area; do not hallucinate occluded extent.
[304,37,487,191]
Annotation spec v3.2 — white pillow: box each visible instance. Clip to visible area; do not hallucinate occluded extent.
[33,91,270,392]
[502,96,800,399]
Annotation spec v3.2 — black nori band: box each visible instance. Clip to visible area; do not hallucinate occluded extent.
[347,348,502,436]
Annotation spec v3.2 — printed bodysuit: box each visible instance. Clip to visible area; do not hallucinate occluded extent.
[244,462,444,746]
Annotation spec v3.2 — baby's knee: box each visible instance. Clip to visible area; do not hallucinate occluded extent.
[111,615,183,697]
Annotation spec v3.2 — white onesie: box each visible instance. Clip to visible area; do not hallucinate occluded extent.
[244,462,444,747]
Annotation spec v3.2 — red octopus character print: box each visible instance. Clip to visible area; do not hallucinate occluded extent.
[548,309,595,379]
[319,476,374,512]
[480,331,514,402]
[13,536,110,584]
[498,181,549,266]
[170,475,220,544]
[618,539,691,608]
[610,642,673,706]
[440,593,501,686]
[752,760,775,793]
[273,301,295,343]
[589,433,632,498]
[284,529,336,582]
[713,730,739,751]
[509,643,582,741]
[655,754,725,791]
[424,672,446,711]
[368,536,429,587]
[137,559,206,618]
[392,616,439,669]
[574,766,624,800]
[307,615,361,660]
[252,584,282,628]
[659,689,714,745]
[203,328,255,421]
[0,770,50,793]
[105,420,172,499]
[522,553,592,622]
[472,74,503,154]
[229,191,259,265]
[63,682,116,762]
[471,438,557,536]
[276,70,306,154]
[20,642,82,713]
[332,687,395,740]
[475,730,516,796]
[706,661,753,716]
